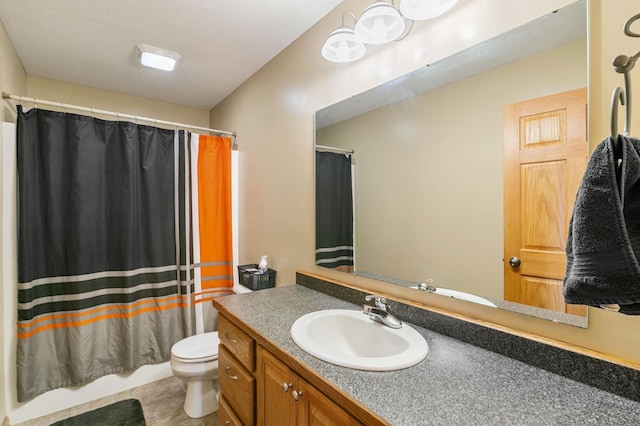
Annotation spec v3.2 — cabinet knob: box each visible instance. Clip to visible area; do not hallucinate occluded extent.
[282,382,293,392]
[292,390,303,401]
[224,366,238,380]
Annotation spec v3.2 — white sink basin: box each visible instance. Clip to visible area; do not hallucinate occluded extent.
[290,309,429,371]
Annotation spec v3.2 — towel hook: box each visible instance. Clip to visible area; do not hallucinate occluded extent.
[610,54,636,139]
[624,13,640,38]
[611,12,640,139]
[611,86,627,139]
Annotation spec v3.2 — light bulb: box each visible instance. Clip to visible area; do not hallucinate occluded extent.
[371,17,388,43]
[354,2,406,45]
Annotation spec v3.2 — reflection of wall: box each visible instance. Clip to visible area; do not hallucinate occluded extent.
[317,39,586,300]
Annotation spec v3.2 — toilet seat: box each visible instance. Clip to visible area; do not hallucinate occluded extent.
[171,332,220,363]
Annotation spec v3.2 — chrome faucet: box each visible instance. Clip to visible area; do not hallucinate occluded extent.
[417,278,436,293]
[363,295,402,329]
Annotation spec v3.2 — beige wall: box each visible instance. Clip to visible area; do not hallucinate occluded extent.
[0,18,25,423]
[25,76,210,128]
[317,39,586,300]
[0,20,25,124]
[589,0,640,146]
[211,0,640,366]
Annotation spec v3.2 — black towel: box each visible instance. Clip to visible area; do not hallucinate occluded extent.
[563,134,640,314]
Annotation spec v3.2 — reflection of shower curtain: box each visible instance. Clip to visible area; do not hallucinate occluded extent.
[315,151,354,272]
[15,107,232,401]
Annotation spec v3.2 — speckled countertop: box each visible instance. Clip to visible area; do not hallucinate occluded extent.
[215,285,640,425]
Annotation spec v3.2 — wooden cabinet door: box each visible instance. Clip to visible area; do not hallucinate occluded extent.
[503,88,588,316]
[257,346,362,426]
[297,378,354,426]
[257,346,296,426]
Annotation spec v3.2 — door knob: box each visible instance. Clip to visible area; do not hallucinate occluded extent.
[509,256,521,267]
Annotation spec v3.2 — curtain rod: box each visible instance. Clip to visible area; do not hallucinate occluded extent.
[315,144,354,154]
[2,92,236,137]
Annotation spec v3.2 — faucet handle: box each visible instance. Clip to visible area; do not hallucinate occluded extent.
[364,294,389,309]
[418,278,436,293]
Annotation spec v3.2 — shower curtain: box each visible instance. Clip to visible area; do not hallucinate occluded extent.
[187,133,234,334]
[315,151,354,272]
[16,107,232,401]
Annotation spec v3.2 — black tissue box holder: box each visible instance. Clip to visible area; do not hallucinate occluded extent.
[237,264,276,290]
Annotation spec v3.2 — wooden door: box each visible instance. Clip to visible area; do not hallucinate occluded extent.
[503,88,588,316]
[257,346,296,426]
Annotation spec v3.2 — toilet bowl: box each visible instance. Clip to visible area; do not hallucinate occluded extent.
[170,331,220,418]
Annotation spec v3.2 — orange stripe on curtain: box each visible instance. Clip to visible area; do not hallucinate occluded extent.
[17,294,184,338]
[197,135,234,296]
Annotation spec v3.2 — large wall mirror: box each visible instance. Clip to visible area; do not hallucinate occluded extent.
[314,0,588,327]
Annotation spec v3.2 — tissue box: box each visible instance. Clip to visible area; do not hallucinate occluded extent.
[237,264,276,290]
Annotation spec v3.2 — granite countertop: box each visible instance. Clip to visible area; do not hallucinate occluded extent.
[215,285,640,425]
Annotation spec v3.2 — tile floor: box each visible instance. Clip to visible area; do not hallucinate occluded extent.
[12,376,217,426]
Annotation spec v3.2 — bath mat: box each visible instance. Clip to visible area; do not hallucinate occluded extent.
[49,398,146,426]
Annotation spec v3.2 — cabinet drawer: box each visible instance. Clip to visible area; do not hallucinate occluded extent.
[219,345,255,426]
[219,314,256,371]
[219,394,244,426]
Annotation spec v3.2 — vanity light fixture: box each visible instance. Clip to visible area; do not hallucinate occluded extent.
[354,1,407,45]
[322,11,366,63]
[399,0,458,21]
[136,43,180,71]
[322,0,457,63]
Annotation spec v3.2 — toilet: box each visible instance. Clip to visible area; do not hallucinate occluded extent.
[170,331,221,418]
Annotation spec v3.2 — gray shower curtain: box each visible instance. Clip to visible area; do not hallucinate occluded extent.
[16,106,186,401]
[315,151,354,271]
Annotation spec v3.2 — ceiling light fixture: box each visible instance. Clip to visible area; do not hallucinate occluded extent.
[354,1,406,45]
[399,0,458,21]
[322,11,366,63]
[136,44,180,72]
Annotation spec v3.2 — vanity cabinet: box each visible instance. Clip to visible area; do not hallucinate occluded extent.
[216,311,383,426]
[218,314,256,425]
[257,346,361,426]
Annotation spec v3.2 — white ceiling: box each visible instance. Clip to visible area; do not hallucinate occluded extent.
[0,0,343,110]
